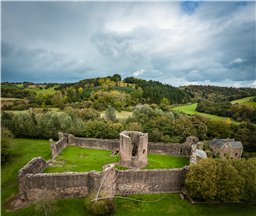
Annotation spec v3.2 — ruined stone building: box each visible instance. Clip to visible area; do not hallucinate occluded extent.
[209,138,243,159]
[119,131,149,168]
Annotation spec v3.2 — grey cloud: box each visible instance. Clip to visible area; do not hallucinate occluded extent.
[1,1,255,87]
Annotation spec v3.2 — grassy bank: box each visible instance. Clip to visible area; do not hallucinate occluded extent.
[231,96,256,104]
[172,104,239,124]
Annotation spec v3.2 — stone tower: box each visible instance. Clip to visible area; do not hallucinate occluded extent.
[119,131,149,169]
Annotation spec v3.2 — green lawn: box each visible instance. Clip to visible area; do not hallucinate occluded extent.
[1,139,52,216]
[231,96,256,104]
[172,104,239,124]
[143,154,189,169]
[43,146,120,173]
[2,138,255,215]
[24,85,59,96]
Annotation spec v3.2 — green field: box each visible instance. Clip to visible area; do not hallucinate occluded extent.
[172,104,239,124]
[1,85,18,89]
[43,146,120,173]
[2,138,255,215]
[231,96,256,104]
[5,108,61,114]
[100,110,133,119]
[245,101,256,108]
[24,85,59,96]
[16,84,23,88]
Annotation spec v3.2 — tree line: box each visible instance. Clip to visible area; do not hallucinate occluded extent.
[182,85,256,102]
[196,100,256,123]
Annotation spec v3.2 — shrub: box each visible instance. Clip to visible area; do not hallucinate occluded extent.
[86,190,115,216]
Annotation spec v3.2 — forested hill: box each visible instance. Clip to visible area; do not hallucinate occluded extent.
[181,85,256,102]
[54,75,192,105]
[123,77,191,104]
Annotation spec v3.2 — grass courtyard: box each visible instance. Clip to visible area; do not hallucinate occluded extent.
[1,138,255,216]
[43,146,189,173]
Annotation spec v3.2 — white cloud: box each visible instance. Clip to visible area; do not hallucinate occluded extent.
[230,58,247,65]
[233,82,243,88]
[133,69,145,76]
[247,81,256,88]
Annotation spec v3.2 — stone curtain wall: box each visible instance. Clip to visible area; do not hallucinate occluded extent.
[17,157,47,200]
[19,163,188,201]
[114,167,188,196]
[51,133,202,159]
[68,135,120,151]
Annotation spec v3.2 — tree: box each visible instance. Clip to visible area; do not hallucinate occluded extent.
[105,105,116,122]
[234,128,251,148]
[185,158,244,203]
[35,190,59,216]
[113,74,121,81]
[226,152,230,159]
[93,100,100,110]
[190,114,208,141]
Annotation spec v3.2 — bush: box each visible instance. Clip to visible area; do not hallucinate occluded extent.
[1,127,12,164]
[86,190,115,216]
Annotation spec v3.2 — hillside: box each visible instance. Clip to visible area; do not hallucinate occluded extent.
[181,85,256,102]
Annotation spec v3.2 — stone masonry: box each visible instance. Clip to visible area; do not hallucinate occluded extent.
[119,131,149,169]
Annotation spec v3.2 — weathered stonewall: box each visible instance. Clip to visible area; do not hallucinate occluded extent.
[119,131,149,169]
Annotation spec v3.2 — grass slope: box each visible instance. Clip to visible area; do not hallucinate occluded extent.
[24,85,59,96]
[231,96,256,104]
[172,104,239,124]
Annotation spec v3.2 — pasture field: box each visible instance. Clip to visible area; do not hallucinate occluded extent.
[1,98,28,107]
[245,101,256,108]
[27,84,46,88]
[5,108,61,114]
[1,102,14,107]
[16,84,23,88]
[172,104,239,124]
[100,110,133,119]
[1,138,255,216]
[1,98,25,101]
[24,85,59,96]
[1,85,18,89]
[231,96,256,104]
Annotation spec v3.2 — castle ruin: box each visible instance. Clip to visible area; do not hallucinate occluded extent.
[119,131,149,169]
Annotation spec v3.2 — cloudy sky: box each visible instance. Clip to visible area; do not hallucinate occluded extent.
[1,1,255,87]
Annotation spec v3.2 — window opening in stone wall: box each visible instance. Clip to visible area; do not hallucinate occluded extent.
[235,153,237,157]
[231,157,233,159]
[67,139,68,144]
[132,142,138,156]
[180,148,183,153]
[143,149,145,154]
[224,153,226,157]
